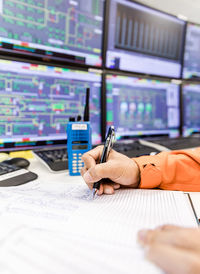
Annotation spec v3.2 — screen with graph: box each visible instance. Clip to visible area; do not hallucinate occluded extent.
[0,59,102,150]
[106,0,185,78]
[183,23,200,79]
[0,0,104,66]
[106,74,180,139]
[182,83,200,136]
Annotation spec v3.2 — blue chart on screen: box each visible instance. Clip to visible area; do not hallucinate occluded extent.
[0,60,101,146]
[0,0,104,66]
[106,0,185,78]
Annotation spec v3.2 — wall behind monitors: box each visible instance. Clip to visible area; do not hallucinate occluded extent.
[0,59,102,151]
[105,0,186,78]
[0,0,104,67]
[183,23,200,79]
[106,74,180,139]
[182,83,200,136]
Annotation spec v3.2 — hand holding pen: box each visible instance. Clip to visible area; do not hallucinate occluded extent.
[92,126,116,198]
[81,126,140,197]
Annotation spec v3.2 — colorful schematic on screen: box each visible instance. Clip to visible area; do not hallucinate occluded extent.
[106,0,185,78]
[182,84,200,136]
[106,74,180,139]
[0,0,104,66]
[0,60,101,146]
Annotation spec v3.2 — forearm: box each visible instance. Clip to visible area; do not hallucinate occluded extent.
[133,147,200,191]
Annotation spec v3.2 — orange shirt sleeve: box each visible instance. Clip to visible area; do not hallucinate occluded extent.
[133,147,200,192]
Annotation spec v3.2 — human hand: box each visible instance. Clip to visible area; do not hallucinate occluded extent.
[81,145,140,195]
[137,225,200,274]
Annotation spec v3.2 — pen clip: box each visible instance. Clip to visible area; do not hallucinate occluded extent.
[105,126,116,159]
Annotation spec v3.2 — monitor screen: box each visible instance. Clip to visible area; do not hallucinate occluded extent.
[183,23,200,79]
[182,83,200,136]
[0,0,104,67]
[0,59,102,151]
[106,74,180,139]
[106,0,185,78]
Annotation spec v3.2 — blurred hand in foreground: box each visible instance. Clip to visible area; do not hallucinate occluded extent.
[138,225,200,274]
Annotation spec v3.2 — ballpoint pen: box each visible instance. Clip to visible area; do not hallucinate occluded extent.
[93,125,116,199]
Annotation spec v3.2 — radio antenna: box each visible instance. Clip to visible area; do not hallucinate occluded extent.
[83,87,90,121]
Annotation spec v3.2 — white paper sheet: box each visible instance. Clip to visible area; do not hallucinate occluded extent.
[0,185,197,274]
[188,192,200,220]
[0,224,161,274]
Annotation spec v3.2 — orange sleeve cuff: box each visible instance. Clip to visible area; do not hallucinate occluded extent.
[133,148,200,192]
[133,155,162,189]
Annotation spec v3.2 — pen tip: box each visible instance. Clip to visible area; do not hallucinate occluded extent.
[93,189,97,199]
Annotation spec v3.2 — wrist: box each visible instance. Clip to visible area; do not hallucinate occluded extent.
[128,159,140,188]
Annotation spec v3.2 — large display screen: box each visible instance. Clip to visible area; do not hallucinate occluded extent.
[0,0,104,66]
[106,0,186,78]
[0,59,102,150]
[183,23,200,79]
[106,74,180,139]
[182,83,200,136]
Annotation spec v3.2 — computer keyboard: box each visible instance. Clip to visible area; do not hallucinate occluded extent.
[113,140,167,158]
[149,137,200,150]
[34,147,68,172]
[34,137,200,171]
[0,162,38,187]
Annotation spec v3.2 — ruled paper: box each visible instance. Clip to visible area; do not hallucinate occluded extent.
[0,186,196,274]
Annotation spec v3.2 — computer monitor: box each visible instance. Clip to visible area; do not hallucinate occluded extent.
[0,59,102,151]
[0,0,104,67]
[182,83,200,136]
[182,23,200,79]
[106,0,186,78]
[106,74,180,139]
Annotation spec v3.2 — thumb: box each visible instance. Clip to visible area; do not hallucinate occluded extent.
[83,162,113,184]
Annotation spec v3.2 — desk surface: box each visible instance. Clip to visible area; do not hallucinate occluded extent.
[0,155,198,273]
[27,155,200,221]
[29,156,83,184]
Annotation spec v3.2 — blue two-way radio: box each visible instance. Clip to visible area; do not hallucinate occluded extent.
[67,122,92,176]
[67,88,92,176]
